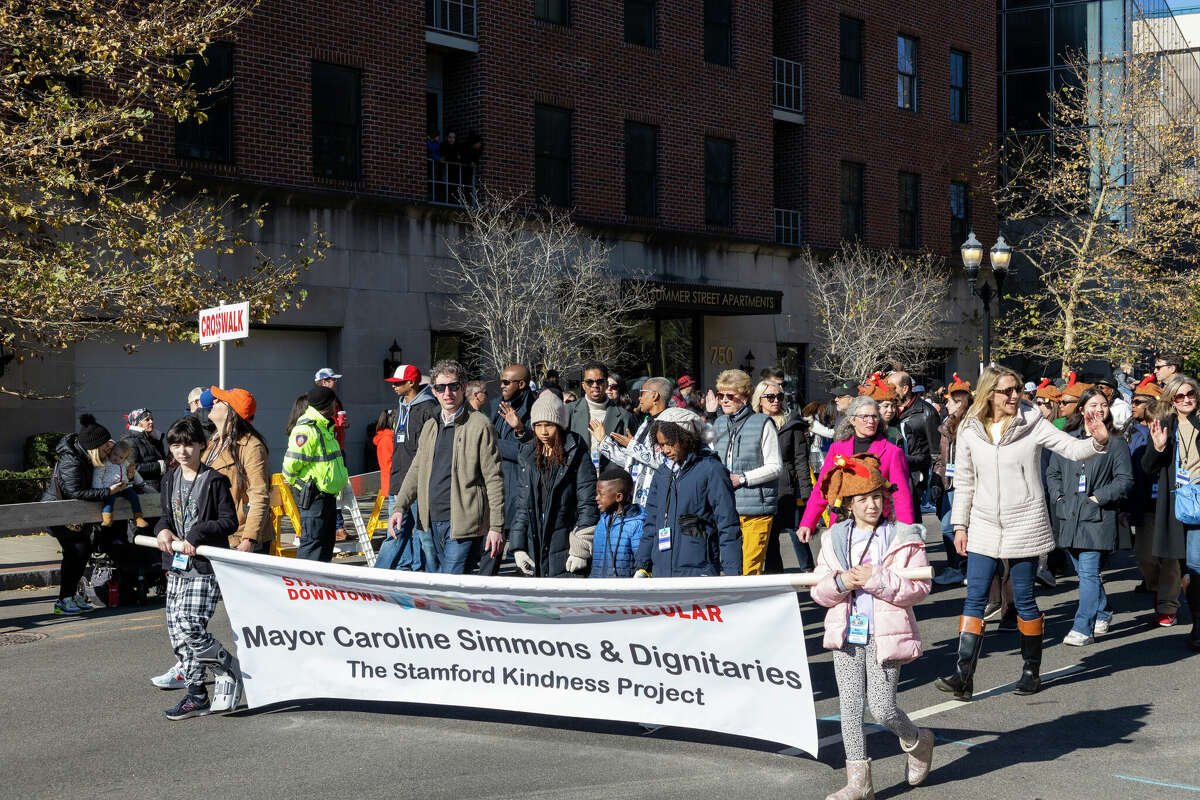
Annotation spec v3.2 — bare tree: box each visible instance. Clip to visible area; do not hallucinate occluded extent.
[438,190,654,378]
[989,50,1200,371]
[800,243,950,385]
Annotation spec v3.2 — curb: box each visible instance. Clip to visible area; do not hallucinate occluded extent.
[0,565,60,591]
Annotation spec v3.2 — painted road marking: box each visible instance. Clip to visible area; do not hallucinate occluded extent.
[1113,775,1200,792]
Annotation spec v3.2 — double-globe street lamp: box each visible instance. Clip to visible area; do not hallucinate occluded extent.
[960,232,1013,366]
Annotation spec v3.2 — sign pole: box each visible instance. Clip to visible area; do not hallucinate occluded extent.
[218,300,227,389]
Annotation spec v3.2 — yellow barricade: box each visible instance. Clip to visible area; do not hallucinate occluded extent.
[269,473,302,558]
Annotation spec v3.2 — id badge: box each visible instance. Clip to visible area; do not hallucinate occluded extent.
[1178,468,1191,488]
[397,432,405,443]
[944,463,956,479]
[171,552,190,570]
[657,526,671,551]
[847,614,870,645]
[1077,472,1087,493]
[592,452,601,471]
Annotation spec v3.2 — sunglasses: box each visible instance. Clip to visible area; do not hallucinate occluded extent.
[1174,390,1197,402]
[499,379,522,386]
[432,382,462,394]
[761,393,783,402]
[993,387,1021,396]
[716,392,742,401]
[1035,398,1054,406]
[582,378,605,386]
[852,413,879,421]
[1132,398,1149,406]
[1155,363,1169,369]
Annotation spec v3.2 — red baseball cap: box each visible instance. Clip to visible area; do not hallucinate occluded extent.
[677,375,696,389]
[209,386,257,421]
[386,364,421,383]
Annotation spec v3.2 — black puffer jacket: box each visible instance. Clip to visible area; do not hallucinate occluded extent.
[508,432,599,577]
[120,428,167,491]
[777,411,814,502]
[41,434,110,503]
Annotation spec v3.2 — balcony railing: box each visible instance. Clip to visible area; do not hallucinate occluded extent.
[773,56,804,115]
[774,208,802,246]
[426,0,477,38]
[429,158,476,206]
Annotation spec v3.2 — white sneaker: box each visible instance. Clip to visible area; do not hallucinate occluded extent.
[1093,618,1111,635]
[932,567,964,585]
[1063,630,1093,646]
[210,673,243,713]
[151,662,187,690]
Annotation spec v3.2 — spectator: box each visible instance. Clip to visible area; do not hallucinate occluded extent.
[832,383,856,422]
[606,373,633,414]
[426,130,441,161]
[285,394,309,436]
[569,361,635,472]
[461,129,484,164]
[509,391,598,577]
[1057,372,1089,429]
[187,387,205,414]
[393,360,506,574]
[803,400,836,476]
[588,465,646,578]
[92,439,149,529]
[1033,379,1061,425]
[381,364,437,572]
[1128,376,1179,625]
[314,367,348,448]
[887,370,940,521]
[635,408,741,577]
[373,409,395,495]
[1095,375,1133,432]
[282,386,350,562]
[203,386,271,554]
[1154,352,1183,386]
[931,374,972,586]
[597,376,672,508]
[121,408,168,491]
[488,364,536,575]
[563,389,578,404]
[442,130,459,162]
[465,380,489,411]
[191,387,216,440]
[712,369,783,576]
[753,380,814,573]
[677,374,697,404]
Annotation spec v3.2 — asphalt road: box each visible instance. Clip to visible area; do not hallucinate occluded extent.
[2,537,1198,800]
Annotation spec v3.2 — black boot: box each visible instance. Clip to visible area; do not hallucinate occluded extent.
[1188,579,1200,653]
[1013,614,1044,695]
[935,616,985,700]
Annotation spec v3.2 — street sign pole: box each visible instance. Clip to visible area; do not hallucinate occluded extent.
[218,300,227,389]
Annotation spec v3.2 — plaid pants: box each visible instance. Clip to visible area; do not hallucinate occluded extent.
[165,571,222,690]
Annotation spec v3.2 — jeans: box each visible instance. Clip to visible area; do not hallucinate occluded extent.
[1066,549,1112,636]
[963,554,1039,621]
[429,520,485,574]
[938,490,963,571]
[1187,526,1200,584]
[102,487,142,516]
[374,501,424,571]
[297,492,337,562]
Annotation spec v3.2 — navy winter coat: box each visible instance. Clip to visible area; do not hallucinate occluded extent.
[489,390,535,529]
[636,450,742,577]
[1046,428,1133,552]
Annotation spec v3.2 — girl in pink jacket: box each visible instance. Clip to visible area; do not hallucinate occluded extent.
[811,453,933,800]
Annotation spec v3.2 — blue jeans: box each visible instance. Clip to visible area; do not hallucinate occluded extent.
[1187,527,1200,584]
[374,501,424,571]
[939,490,963,571]
[963,554,1039,621]
[102,487,142,516]
[429,520,484,574]
[1066,549,1112,636]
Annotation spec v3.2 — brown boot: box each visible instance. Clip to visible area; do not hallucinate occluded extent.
[134,513,150,528]
[901,728,935,786]
[101,511,114,526]
[825,759,874,800]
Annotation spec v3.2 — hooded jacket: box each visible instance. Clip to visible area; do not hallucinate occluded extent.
[508,431,599,577]
[1046,428,1133,552]
[635,450,742,577]
[153,463,236,575]
[589,504,646,578]
[811,520,930,665]
[42,434,111,503]
[390,384,438,497]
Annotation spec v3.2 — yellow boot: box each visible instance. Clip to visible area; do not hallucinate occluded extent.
[101,511,114,526]
[134,513,150,528]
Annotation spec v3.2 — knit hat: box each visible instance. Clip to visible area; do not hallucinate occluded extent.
[77,414,113,450]
[307,386,338,412]
[1133,373,1162,400]
[1035,377,1061,401]
[210,386,257,421]
[530,389,567,429]
[947,373,973,395]
[818,453,893,511]
[655,407,708,440]
[125,408,152,429]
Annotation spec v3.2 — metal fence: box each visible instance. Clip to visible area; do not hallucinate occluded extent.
[773,56,804,114]
[426,0,477,37]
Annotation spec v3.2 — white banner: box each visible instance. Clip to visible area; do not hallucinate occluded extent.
[208,549,819,754]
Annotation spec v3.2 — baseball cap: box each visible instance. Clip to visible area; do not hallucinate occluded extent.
[386,364,421,383]
[832,383,855,398]
[677,375,696,389]
[913,384,926,394]
[314,367,342,382]
[210,386,257,421]
[1024,381,1037,393]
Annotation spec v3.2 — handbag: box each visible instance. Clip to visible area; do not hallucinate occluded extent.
[1174,439,1200,526]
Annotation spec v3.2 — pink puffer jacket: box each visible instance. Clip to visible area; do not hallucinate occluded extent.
[811,521,931,665]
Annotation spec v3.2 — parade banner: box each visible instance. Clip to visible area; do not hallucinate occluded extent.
[205,548,820,754]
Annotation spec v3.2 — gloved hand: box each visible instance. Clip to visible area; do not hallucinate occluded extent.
[513,550,536,576]
[929,482,944,507]
[634,569,651,579]
[564,555,588,573]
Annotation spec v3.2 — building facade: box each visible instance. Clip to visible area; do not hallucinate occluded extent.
[2,0,997,470]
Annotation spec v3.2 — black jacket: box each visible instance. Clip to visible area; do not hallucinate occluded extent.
[489,390,535,529]
[1142,413,1198,560]
[120,428,167,491]
[1046,429,1133,552]
[508,432,599,577]
[42,434,110,503]
[777,412,814,502]
[389,385,439,497]
[896,397,939,476]
[153,464,236,575]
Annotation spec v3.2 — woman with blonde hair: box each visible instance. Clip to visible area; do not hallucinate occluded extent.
[753,381,814,572]
[1143,373,1200,651]
[936,366,1110,700]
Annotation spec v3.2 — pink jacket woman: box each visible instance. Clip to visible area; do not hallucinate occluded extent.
[812,520,931,664]
[800,437,915,530]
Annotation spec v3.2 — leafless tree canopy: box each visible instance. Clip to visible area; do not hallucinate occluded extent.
[800,243,950,385]
[438,190,654,378]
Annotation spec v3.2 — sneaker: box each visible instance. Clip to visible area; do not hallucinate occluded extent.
[164,692,211,721]
[1094,618,1111,635]
[151,663,187,690]
[52,599,81,616]
[1036,569,1057,588]
[932,567,964,586]
[1156,614,1177,627]
[983,602,1003,621]
[209,674,243,713]
[73,596,95,612]
[1063,630,1094,646]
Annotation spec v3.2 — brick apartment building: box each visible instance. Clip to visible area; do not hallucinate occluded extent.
[3,0,997,470]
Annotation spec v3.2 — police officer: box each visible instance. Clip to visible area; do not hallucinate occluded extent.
[283,386,350,561]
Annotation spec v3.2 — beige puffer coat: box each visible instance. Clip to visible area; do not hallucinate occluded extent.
[950,404,1104,558]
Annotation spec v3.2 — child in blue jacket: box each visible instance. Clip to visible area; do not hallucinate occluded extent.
[589,465,646,578]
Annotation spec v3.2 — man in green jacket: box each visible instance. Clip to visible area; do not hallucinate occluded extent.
[394,360,505,574]
[283,386,349,561]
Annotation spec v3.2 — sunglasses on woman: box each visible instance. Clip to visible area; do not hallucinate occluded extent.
[761,393,783,402]
[1175,389,1197,402]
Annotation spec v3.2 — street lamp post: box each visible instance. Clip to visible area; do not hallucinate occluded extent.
[960,232,1012,366]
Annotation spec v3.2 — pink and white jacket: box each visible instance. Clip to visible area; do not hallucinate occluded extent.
[811,520,931,665]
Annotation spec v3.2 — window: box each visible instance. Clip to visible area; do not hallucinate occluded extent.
[1006,71,1052,131]
[312,62,361,180]
[175,43,234,163]
[950,182,970,251]
[535,105,571,207]
[704,0,732,66]
[1005,9,1050,71]
[897,35,918,111]
[898,172,921,249]
[950,49,968,123]
[535,0,568,25]
[840,161,864,241]
[624,122,658,217]
[840,17,864,98]
[625,0,655,47]
[704,137,734,226]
